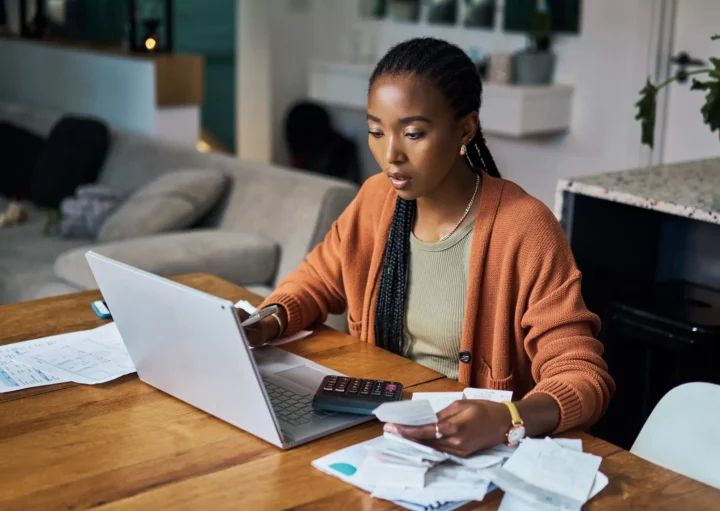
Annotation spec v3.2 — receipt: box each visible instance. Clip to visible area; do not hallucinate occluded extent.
[411,392,464,413]
[498,437,602,508]
[357,454,429,489]
[382,433,450,463]
[372,463,491,505]
[498,472,609,511]
[463,388,513,402]
[374,399,438,425]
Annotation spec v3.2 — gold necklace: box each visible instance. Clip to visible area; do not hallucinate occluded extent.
[436,174,480,243]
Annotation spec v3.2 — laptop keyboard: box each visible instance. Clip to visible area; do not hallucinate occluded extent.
[262,377,335,426]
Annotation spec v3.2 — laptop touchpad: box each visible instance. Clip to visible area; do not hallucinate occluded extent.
[274,365,327,391]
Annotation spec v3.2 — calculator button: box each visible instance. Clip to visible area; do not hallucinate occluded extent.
[385,383,397,391]
[347,379,360,394]
[372,381,385,396]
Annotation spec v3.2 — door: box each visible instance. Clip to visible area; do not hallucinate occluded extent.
[660,0,720,163]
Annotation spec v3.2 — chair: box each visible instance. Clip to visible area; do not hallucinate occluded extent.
[631,382,720,489]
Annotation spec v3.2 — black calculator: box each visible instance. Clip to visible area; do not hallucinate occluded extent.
[311,375,404,415]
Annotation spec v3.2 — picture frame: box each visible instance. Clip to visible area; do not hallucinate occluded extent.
[388,0,421,23]
[426,0,457,25]
[504,0,582,34]
[464,0,496,29]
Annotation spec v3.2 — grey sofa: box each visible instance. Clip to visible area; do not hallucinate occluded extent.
[0,103,358,306]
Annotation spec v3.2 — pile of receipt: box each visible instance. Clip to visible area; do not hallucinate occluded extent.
[313,392,609,511]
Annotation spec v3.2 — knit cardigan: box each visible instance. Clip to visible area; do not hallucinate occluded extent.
[262,174,615,432]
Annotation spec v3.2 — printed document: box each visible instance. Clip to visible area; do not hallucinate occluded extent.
[14,323,135,385]
[0,334,70,392]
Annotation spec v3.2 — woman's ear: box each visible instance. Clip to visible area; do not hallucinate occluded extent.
[460,112,479,144]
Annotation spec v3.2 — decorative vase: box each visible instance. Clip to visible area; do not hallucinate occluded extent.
[514,51,556,85]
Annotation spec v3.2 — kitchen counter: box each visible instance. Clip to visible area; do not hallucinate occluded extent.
[555,158,720,225]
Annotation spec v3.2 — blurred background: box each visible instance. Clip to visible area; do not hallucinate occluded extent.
[2,0,718,204]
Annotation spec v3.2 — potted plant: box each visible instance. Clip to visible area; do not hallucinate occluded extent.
[514,1,555,85]
[636,34,720,148]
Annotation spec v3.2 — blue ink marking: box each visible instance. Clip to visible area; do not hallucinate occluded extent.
[0,369,19,387]
[329,462,357,476]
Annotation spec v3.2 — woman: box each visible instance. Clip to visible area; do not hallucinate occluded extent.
[240,38,614,457]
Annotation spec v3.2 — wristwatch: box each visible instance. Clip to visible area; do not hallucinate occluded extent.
[501,401,526,446]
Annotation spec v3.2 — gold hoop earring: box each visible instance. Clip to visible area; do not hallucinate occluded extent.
[460,144,467,156]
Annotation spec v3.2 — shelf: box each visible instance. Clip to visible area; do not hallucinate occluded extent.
[308,60,574,138]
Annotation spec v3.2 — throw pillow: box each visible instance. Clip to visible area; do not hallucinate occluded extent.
[29,116,110,208]
[0,122,45,199]
[98,169,229,242]
[52,184,126,238]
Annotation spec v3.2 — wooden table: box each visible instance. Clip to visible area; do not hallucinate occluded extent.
[1,274,719,510]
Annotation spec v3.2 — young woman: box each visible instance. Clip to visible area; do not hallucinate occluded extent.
[239,38,614,456]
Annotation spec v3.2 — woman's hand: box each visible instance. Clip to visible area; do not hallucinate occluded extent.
[383,400,512,457]
[234,307,287,348]
[383,394,561,457]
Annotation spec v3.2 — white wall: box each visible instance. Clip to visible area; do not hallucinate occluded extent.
[237,0,272,162]
[0,38,157,134]
[265,0,657,207]
[156,106,201,146]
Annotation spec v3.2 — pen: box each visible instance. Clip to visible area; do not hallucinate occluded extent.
[241,305,279,327]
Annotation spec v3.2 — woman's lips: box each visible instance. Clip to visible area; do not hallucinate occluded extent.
[388,174,411,190]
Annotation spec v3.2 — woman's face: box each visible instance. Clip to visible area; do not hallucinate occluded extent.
[367,73,475,201]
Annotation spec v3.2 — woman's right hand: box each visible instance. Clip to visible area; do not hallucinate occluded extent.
[234,307,287,347]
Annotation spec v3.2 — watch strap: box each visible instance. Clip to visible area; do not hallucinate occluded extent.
[502,401,523,425]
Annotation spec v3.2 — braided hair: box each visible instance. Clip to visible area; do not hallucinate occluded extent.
[372,37,501,355]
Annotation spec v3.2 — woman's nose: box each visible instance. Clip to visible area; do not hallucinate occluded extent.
[385,136,404,164]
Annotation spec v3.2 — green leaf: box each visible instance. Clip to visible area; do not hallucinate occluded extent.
[698,78,720,137]
[635,78,658,148]
[691,79,712,91]
[712,34,720,41]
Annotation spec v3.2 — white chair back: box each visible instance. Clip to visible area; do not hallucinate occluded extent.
[631,382,720,489]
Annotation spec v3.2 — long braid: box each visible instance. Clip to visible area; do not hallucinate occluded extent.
[375,198,414,353]
[371,37,501,354]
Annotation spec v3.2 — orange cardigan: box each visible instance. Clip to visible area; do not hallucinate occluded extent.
[262,174,614,432]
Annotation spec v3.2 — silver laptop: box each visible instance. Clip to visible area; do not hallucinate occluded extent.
[85,252,371,449]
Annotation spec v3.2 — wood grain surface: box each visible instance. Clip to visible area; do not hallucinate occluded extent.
[1,274,718,510]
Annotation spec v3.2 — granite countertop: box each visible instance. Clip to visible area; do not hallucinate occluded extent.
[555,158,720,225]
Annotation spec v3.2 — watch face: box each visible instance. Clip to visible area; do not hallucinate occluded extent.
[507,425,526,445]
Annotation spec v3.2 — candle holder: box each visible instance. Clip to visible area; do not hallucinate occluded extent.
[128,0,173,53]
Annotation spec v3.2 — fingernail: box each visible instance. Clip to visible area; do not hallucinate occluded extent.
[384,423,398,434]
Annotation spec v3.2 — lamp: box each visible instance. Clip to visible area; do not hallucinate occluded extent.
[128,0,173,53]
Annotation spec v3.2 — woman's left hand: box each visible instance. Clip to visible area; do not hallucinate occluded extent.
[383,400,512,457]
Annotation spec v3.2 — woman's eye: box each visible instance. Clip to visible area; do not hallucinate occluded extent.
[368,131,383,139]
[405,131,425,140]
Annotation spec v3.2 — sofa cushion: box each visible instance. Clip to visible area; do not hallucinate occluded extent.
[54,229,279,290]
[30,116,110,208]
[98,169,228,242]
[0,122,45,199]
